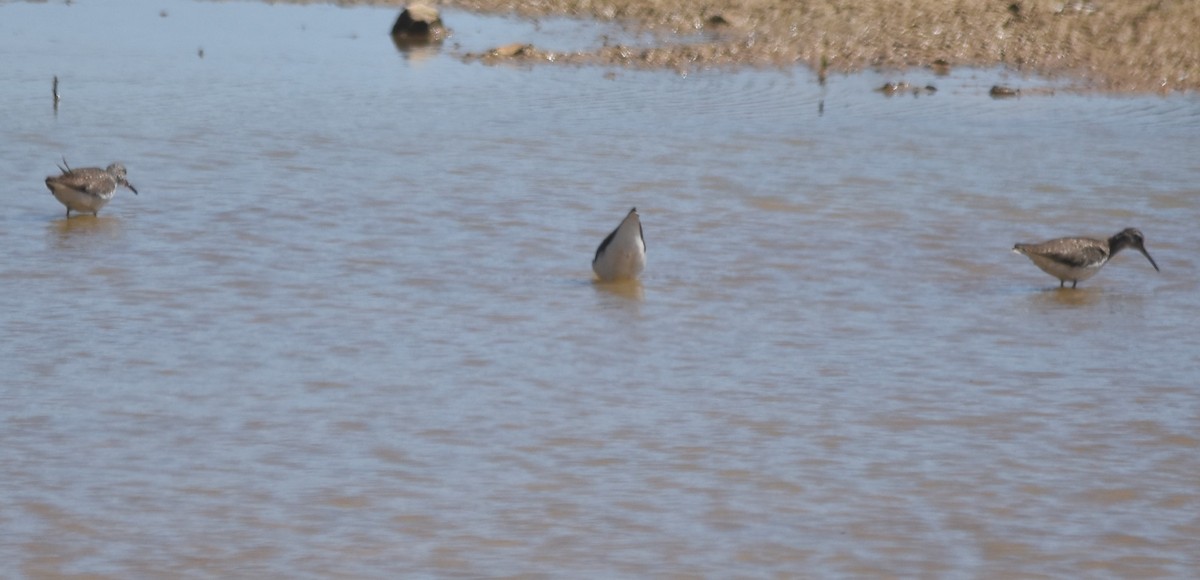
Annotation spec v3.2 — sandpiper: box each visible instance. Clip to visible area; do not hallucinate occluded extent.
[1012,227,1159,288]
[592,207,646,282]
[45,159,138,217]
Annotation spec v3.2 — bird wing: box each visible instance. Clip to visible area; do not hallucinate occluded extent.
[593,227,618,264]
[51,169,113,197]
[1040,245,1108,268]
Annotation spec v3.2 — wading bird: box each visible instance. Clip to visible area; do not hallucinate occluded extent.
[45,159,138,217]
[592,207,645,282]
[1012,227,1159,288]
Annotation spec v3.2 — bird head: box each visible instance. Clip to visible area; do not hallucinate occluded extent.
[106,163,138,195]
[1112,228,1158,272]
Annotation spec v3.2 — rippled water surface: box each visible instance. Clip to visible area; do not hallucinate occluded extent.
[2,0,1199,576]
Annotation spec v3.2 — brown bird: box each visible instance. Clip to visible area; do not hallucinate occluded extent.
[1012,227,1159,288]
[44,159,138,218]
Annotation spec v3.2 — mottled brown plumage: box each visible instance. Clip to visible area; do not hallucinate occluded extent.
[1013,227,1159,288]
[45,160,138,217]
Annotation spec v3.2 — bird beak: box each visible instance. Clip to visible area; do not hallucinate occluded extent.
[126,182,139,195]
[1138,246,1159,272]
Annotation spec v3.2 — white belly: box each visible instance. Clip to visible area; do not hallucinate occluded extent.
[1025,252,1105,283]
[48,183,111,214]
[593,245,646,281]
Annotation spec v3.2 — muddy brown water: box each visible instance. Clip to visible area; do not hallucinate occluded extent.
[2,0,1199,577]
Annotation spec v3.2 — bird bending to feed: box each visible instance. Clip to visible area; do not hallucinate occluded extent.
[592,207,646,282]
[45,159,138,217]
[1012,227,1159,288]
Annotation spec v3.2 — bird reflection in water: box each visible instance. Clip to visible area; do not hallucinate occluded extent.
[593,278,644,302]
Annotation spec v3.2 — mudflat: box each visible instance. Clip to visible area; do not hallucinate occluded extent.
[314,0,1194,93]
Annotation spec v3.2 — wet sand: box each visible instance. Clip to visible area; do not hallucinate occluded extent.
[302,0,1197,93]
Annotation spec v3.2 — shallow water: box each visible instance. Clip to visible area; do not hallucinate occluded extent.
[2,0,1199,577]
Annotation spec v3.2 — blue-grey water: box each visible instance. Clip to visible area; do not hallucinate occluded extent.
[2,0,1199,577]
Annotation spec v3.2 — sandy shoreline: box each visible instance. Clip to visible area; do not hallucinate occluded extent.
[311,0,1194,93]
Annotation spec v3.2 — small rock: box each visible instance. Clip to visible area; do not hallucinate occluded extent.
[989,85,1020,98]
[878,82,938,97]
[391,4,447,43]
[464,43,550,65]
[490,43,534,58]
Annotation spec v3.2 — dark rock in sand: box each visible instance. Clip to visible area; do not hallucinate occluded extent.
[705,14,729,28]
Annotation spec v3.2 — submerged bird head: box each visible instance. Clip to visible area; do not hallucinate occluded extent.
[106,163,138,195]
[1109,228,1158,272]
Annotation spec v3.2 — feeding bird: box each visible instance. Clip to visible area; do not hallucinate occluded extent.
[592,207,645,282]
[45,159,138,217]
[1012,227,1159,288]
